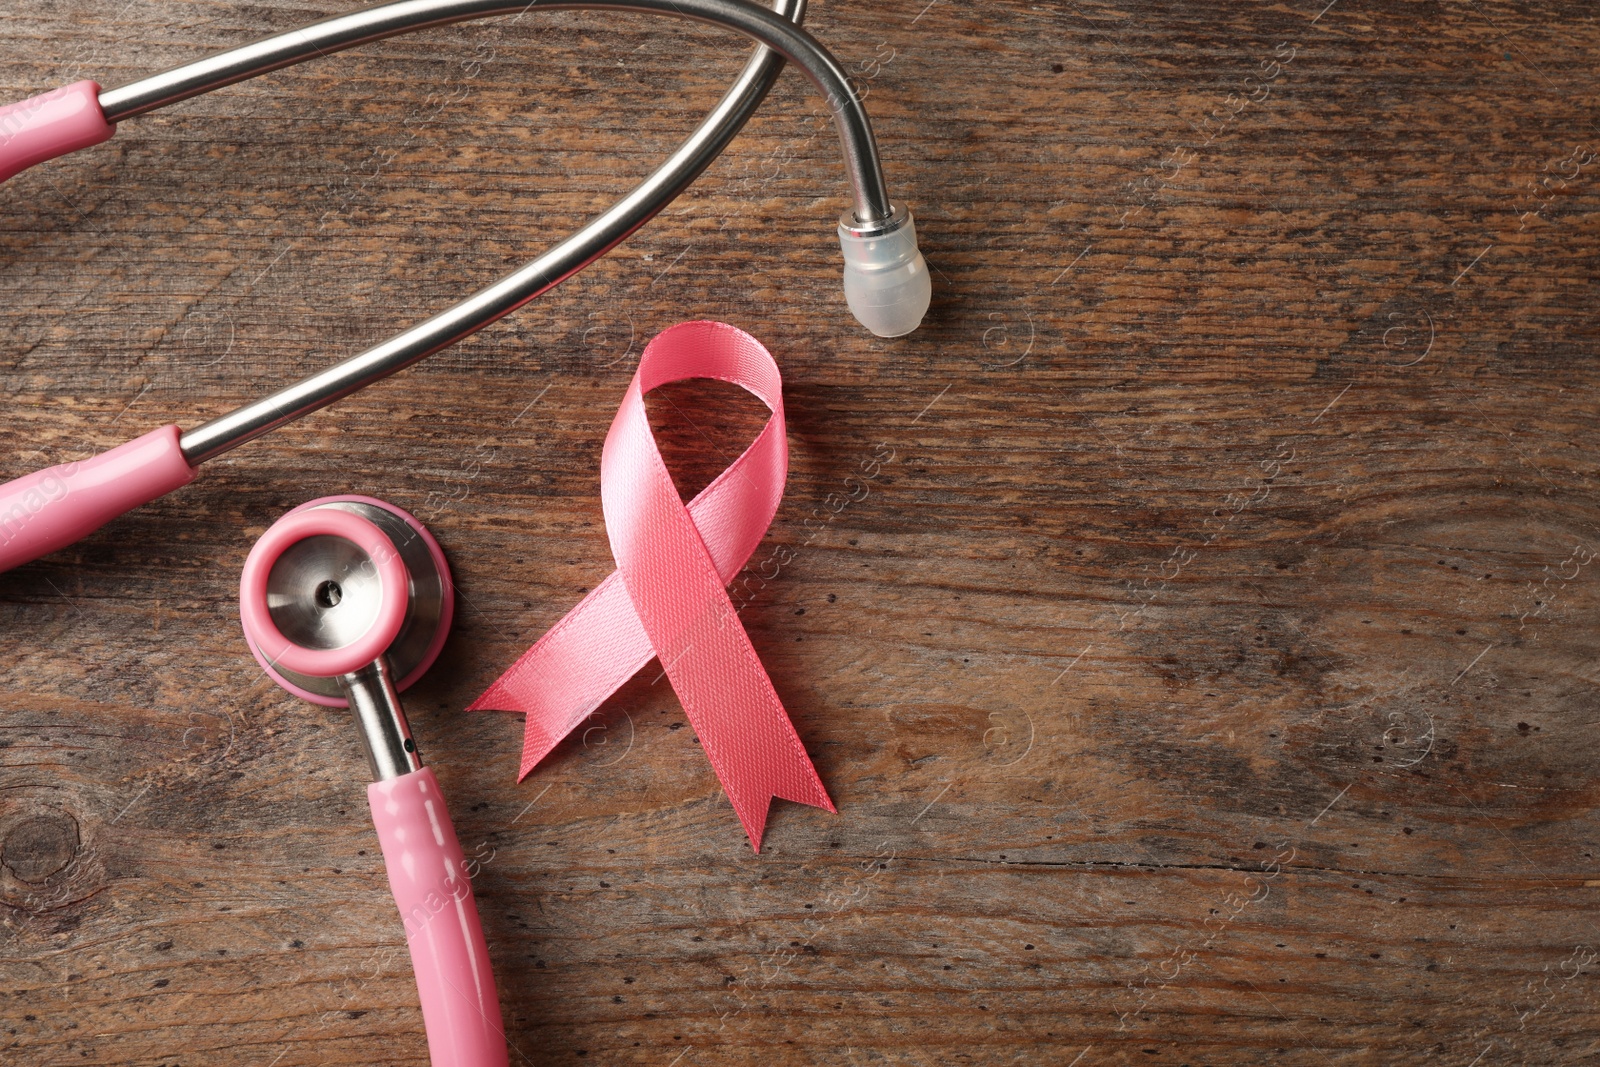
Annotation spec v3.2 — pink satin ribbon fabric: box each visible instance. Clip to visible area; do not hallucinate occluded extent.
[470,321,833,851]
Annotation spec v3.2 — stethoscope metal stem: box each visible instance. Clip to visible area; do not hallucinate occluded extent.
[341,659,425,781]
[145,0,874,465]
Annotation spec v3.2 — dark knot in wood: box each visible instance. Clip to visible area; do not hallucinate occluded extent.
[2,811,81,884]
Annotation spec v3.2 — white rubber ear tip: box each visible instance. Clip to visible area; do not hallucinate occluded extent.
[839,209,932,338]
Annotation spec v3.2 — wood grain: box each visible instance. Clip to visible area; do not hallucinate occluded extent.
[3,0,1600,1063]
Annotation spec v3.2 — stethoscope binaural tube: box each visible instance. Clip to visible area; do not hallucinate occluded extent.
[0,0,930,576]
[240,496,506,1067]
[96,0,892,225]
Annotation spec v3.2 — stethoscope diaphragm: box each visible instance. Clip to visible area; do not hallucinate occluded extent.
[239,495,453,707]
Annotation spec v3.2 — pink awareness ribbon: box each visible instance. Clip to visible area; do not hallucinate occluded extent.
[469,321,834,851]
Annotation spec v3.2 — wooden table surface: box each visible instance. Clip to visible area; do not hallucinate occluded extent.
[3,1,1599,1063]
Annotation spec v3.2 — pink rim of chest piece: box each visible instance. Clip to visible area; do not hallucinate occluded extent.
[239,504,410,679]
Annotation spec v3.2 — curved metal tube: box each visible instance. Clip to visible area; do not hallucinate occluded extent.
[170,0,818,464]
[87,0,901,463]
[98,0,889,224]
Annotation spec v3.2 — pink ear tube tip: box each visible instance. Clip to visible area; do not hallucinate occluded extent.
[239,506,411,679]
[0,81,115,184]
[0,426,196,575]
[369,768,508,1067]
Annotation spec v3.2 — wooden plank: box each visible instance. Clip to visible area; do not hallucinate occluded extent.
[2,0,1599,1063]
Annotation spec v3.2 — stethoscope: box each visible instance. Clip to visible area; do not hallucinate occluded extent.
[2,2,928,1062]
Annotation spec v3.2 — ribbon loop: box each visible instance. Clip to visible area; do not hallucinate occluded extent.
[471,321,833,851]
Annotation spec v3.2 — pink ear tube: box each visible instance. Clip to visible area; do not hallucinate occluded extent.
[240,497,505,1066]
[0,426,195,576]
[0,80,114,184]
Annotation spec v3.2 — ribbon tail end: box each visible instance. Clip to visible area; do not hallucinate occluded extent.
[518,725,562,782]
[463,681,568,782]
[775,768,836,815]
[731,792,774,854]
[729,775,836,854]
[465,681,516,715]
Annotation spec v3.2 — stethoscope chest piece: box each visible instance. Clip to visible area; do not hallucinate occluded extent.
[237,495,506,1066]
[239,495,452,708]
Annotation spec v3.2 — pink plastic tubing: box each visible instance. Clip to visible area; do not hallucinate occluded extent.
[471,321,833,852]
[0,426,195,574]
[369,767,508,1067]
[0,81,114,184]
[238,507,410,679]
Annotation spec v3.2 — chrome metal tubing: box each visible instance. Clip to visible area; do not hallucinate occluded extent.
[147,0,885,463]
[99,0,888,224]
[340,659,424,781]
